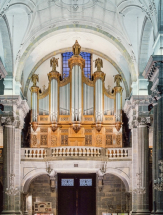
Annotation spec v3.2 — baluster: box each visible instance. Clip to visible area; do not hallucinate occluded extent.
[87,148,89,157]
[113,149,116,157]
[33,150,36,158]
[55,148,58,157]
[83,148,86,156]
[25,149,27,158]
[71,148,74,156]
[125,149,128,157]
[97,148,100,157]
[79,148,82,156]
[40,150,43,158]
[63,148,66,157]
[51,149,54,157]
[91,148,93,157]
[94,148,96,157]
[44,150,47,158]
[59,149,62,156]
[117,149,119,157]
[29,150,32,158]
[75,148,78,156]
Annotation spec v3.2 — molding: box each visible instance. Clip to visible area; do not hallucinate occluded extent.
[23,47,129,98]
[0,59,7,79]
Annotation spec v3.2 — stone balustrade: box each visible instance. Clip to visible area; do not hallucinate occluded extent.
[51,146,101,157]
[22,148,47,159]
[21,147,132,160]
[106,148,132,158]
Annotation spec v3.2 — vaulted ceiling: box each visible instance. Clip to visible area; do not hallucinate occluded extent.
[0,0,159,100]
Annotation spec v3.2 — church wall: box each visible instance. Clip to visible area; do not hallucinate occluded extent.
[97,174,130,215]
[28,174,57,215]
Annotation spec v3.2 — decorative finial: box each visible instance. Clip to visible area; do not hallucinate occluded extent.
[31,74,39,87]
[50,57,59,72]
[114,74,122,87]
[72,40,81,55]
[95,58,103,72]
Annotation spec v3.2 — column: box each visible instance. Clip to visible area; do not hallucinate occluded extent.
[143,57,163,213]
[0,95,29,215]
[124,96,151,215]
[1,120,22,214]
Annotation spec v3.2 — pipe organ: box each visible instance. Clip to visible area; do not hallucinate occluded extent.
[30,41,123,148]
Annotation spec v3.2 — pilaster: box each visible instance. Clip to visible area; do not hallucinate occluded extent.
[124,95,151,215]
[0,96,29,214]
[143,56,163,214]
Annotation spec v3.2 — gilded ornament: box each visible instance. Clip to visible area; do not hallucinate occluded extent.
[95,58,103,72]
[73,124,81,133]
[31,74,39,87]
[72,40,81,55]
[115,122,121,132]
[51,124,58,132]
[31,122,38,132]
[50,57,59,72]
[114,74,122,87]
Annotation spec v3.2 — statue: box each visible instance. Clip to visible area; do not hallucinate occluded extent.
[31,74,39,87]
[72,40,81,55]
[95,58,103,71]
[50,57,59,71]
[114,74,122,87]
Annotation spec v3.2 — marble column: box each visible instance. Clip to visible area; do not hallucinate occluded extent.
[143,57,163,214]
[0,95,29,215]
[1,120,22,215]
[132,122,150,215]
[124,96,151,215]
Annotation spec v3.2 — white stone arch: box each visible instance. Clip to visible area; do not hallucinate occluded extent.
[104,167,131,192]
[138,16,153,74]
[0,15,13,75]
[21,168,50,193]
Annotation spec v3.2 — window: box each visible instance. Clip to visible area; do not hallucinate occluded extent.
[62,52,91,79]
[61,179,74,186]
[79,179,92,186]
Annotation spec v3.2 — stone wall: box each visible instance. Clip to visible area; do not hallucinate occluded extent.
[28,174,57,215]
[28,173,131,215]
[97,173,131,215]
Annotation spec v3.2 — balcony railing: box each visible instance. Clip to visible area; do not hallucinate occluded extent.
[21,147,132,160]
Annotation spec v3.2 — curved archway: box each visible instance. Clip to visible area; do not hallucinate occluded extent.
[23,47,130,98]
[138,16,153,74]
[15,24,137,83]
[105,167,131,192]
[0,15,13,75]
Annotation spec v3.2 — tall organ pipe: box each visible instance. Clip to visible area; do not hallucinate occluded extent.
[50,78,58,122]
[72,65,82,121]
[95,79,103,122]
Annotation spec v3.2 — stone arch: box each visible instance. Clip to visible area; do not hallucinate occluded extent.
[0,15,13,76]
[15,24,137,84]
[104,167,131,192]
[22,169,49,193]
[23,47,130,99]
[138,16,153,74]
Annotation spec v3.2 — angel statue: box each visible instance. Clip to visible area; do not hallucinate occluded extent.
[31,74,39,87]
[95,58,103,71]
[50,57,59,72]
[72,40,81,55]
[114,74,122,87]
